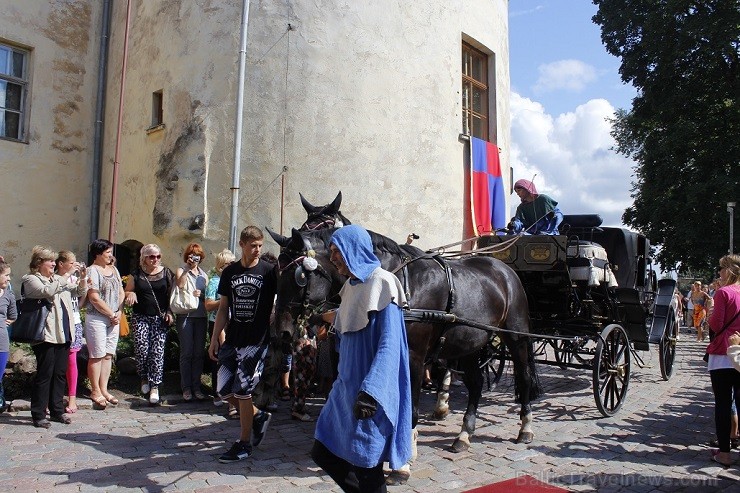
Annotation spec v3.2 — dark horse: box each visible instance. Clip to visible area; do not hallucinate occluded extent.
[299,191,351,231]
[268,227,542,460]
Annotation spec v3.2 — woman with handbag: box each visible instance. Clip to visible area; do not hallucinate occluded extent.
[55,251,88,414]
[84,239,125,410]
[124,244,175,405]
[707,254,740,466]
[0,259,17,413]
[22,246,87,428]
[174,243,208,401]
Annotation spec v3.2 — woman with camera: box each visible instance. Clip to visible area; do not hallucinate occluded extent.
[124,244,175,405]
[175,243,209,401]
[55,251,88,414]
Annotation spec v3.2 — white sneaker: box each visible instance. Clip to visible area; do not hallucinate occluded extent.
[213,395,225,407]
[149,387,160,405]
[141,381,150,394]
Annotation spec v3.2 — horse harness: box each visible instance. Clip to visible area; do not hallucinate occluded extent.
[277,236,337,337]
[392,251,507,365]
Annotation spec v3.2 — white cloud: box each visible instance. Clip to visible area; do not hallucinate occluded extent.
[510,5,545,17]
[509,92,635,227]
[533,59,598,93]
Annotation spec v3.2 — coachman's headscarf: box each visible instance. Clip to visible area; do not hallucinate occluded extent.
[514,179,539,201]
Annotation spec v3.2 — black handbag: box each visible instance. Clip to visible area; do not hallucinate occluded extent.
[10,284,50,344]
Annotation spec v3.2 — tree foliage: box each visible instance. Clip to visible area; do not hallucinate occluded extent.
[592,0,740,272]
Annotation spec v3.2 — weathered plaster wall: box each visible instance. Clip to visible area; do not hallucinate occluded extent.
[0,0,99,266]
[100,0,239,262]
[101,0,510,263]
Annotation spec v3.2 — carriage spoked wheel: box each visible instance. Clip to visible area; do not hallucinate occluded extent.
[659,306,678,381]
[553,339,574,369]
[480,334,506,390]
[593,324,631,417]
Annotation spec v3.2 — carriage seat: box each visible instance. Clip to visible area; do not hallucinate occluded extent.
[566,241,618,288]
[561,214,603,229]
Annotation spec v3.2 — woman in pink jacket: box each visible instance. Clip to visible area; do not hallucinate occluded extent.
[707,254,740,466]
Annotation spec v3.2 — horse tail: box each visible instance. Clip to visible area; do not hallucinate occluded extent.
[510,335,542,403]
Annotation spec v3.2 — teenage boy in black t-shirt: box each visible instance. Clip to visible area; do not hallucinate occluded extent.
[208,226,278,463]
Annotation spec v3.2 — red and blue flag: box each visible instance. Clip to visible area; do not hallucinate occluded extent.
[470,137,506,235]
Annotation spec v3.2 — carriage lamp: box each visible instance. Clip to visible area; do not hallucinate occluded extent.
[728,202,736,254]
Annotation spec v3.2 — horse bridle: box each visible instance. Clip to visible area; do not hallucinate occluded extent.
[300,213,344,232]
[277,240,337,337]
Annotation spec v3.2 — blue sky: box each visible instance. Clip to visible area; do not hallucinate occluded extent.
[508,1,638,228]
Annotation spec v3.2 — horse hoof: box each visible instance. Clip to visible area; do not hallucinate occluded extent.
[450,438,470,453]
[516,431,534,444]
[386,470,410,485]
[432,409,449,421]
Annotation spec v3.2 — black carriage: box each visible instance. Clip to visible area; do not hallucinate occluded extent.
[478,214,679,417]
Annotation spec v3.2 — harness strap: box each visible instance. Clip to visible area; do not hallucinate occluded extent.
[431,256,456,313]
[402,307,568,342]
[392,253,456,313]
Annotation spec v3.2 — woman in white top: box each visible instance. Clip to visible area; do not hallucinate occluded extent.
[84,239,124,410]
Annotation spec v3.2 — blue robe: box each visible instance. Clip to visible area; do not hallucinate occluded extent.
[314,302,412,470]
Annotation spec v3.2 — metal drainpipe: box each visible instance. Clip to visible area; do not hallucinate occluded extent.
[228,0,251,252]
[90,0,112,241]
[108,0,134,242]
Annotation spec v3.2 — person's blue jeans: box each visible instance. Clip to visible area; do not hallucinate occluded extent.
[0,351,9,408]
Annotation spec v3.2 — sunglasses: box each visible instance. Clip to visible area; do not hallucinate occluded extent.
[147,254,162,259]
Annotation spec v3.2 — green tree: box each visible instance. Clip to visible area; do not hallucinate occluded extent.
[592,0,740,272]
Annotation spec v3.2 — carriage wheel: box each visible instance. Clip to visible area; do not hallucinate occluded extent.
[553,340,574,369]
[659,306,678,381]
[481,335,506,391]
[593,324,631,417]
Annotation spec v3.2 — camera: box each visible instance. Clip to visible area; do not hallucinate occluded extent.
[189,255,201,263]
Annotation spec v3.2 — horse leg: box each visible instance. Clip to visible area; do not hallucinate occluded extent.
[386,427,417,486]
[432,368,451,420]
[451,356,483,453]
[518,403,534,444]
[387,343,425,485]
[508,336,540,444]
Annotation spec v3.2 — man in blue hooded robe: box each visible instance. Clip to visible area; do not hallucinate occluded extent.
[311,224,412,493]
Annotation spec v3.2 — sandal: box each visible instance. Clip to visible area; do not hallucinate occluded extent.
[228,405,239,418]
[103,394,119,406]
[91,395,107,410]
[280,387,292,401]
[182,389,193,402]
[65,406,77,414]
[712,451,733,468]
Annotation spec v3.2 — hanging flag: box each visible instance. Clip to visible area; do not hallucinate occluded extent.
[470,137,506,235]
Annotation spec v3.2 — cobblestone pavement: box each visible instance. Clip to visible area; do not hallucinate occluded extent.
[1,327,739,492]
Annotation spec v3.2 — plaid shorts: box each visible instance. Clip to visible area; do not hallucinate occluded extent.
[217,342,269,399]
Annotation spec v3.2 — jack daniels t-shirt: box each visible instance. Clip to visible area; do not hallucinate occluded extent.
[217,258,278,347]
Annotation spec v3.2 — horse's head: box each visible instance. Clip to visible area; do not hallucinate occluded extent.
[267,227,345,343]
[299,191,352,231]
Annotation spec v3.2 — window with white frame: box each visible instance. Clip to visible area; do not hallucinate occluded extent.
[0,43,29,141]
